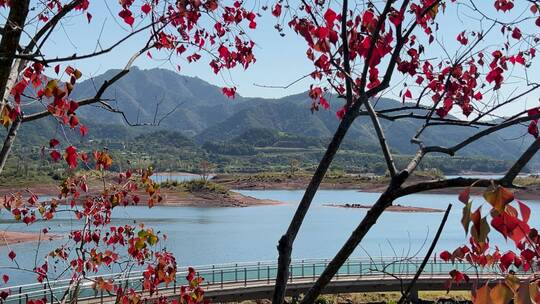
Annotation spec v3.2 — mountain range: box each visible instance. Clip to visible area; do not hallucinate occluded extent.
[9,67,539,168]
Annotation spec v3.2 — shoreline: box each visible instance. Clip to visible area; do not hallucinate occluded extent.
[2,173,540,208]
[0,231,62,247]
[323,203,444,213]
[212,174,540,200]
[153,172,200,177]
[0,187,284,208]
[158,189,284,207]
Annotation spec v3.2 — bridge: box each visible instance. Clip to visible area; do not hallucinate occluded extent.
[3,257,514,303]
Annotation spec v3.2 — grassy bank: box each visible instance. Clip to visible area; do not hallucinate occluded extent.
[235,291,471,304]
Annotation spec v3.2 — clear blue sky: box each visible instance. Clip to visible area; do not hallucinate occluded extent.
[6,0,540,114]
[33,0,312,99]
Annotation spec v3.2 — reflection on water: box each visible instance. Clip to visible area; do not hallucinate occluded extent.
[1,189,538,285]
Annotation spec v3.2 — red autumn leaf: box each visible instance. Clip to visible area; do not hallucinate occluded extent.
[511,27,522,40]
[517,200,530,223]
[473,92,483,100]
[272,3,281,17]
[324,8,337,25]
[119,9,134,26]
[402,89,412,102]
[389,11,404,27]
[456,31,468,45]
[440,251,452,262]
[486,67,504,90]
[2,274,8,284]
[314,26,330,39]
[50,150,61,162]
[8,251,15,260]
[69,115,79,128]
[222,87,236,99]
[528,120,539,138]
[494,0,514,12]
[362,10,374,28]
[141,3,151,14]
[68,100,79,114]
[528,107,540,119]
[79,125,88,136]
[336,106,347,120]
[458,187,470,204]
[218,45,229,58]
[49,138,59,148]
[319,97,330,110]
[65,146,78,168]
[521,249,535,261]
[449,269,469,283]
[500,251,516,271]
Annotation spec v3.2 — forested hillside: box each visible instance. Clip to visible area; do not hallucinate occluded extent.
[2,67,537,180]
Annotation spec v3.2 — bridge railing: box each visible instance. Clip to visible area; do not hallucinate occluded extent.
[1,257,516,303]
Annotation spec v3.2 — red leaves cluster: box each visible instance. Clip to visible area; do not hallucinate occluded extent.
[0,164,179,302]
[272,3,281,17]
[180,267,207,304]
[0,1,261,302]
[456,31,468,45]
[308,86,330,113]
[222,87,236,99]
[1,63,46,127]
[143,251,177,295]
[527,107,540,138]
[210,38,255,74]
[494,0,514,12]
[443,184,540,299]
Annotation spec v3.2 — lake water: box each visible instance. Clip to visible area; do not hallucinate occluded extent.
[1,189,537,286]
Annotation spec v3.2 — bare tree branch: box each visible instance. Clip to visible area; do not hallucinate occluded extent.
[397,204,452,304]
[22,46,151,123]
[363,98,397,176]
[501,136,540,185]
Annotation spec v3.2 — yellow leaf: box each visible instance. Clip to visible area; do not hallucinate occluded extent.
[473,284,491,304]
[1,107,12,128]
[490,283,513,304]
[135,239,146,250]
[148,235,158,246]
[46,79,58,90]
[74,69,82,79]
[428,2,439,18]
[484,186,514,213]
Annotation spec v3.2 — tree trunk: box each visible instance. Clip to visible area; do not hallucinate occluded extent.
[0,116,21,174]
[272,107,358,304]
[300,176,406,304]
[0,0,30,109]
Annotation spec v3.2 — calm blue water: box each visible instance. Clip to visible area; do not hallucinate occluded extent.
[1,189,537,285]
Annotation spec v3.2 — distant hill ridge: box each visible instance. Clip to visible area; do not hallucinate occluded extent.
[9,67,538,166]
